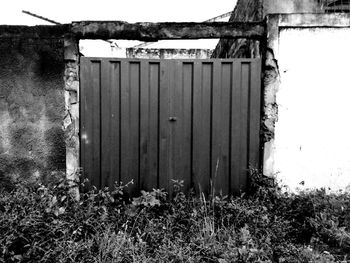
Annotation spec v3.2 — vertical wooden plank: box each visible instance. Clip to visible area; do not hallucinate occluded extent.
[149,62,160,189]
[91,60,102,189]
[111,61,121,188]
[217,62,232,195]
[173,62,192,192]
[248,59,261,170]
[183,62,193,192]
[139,60,149,191]
[101,59,111,188]
[140,61,159,191]
[159,60,170,191]
[192,61,211,195]
[211,61,220,195]
[167,60,176,195]
[120,61,140,194]
[120,60,129,188]
[231,61,243,194]
[131,62,141,193]
[239,62,250,191]
[100,60,121,188]
[80,57,90,189]
[211,61,230,196]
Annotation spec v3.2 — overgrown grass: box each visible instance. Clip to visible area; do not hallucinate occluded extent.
[1,172,350,262]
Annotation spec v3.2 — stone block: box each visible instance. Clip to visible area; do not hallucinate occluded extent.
[69,91,78,104]
[65,81,79,92]
[64,39,79,61]
[63,114,72,130]
[70,104,79,119]
[67,80,79,92]
[64,91,70,110]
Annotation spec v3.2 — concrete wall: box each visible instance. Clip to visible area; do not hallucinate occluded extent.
[0,37,65,186]
[274,27,350,191]
[264,13,350,191]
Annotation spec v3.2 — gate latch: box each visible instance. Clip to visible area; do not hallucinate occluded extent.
[168,117,177,122]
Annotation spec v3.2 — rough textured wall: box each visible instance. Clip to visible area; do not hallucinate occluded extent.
[126,48,213,59]
[211,0,263,58]
[64,38,80,184]
[0,38,65,186]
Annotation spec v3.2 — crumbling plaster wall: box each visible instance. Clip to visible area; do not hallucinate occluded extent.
[264,13,350,191]
[0,37,66,186]
[64,38,80,183]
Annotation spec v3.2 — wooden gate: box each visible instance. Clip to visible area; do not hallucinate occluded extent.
[80,58,261,195]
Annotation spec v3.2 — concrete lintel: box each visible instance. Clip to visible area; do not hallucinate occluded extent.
[71,21,266,40]
[0,21,267,41]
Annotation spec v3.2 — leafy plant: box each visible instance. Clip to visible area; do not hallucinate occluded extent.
[1,171,350,262]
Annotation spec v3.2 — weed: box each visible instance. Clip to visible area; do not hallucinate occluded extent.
[1,172,350,262]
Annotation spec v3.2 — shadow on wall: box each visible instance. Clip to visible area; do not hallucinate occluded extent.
[0,38,65,188]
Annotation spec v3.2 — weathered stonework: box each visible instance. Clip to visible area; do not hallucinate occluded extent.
[64,38,80,184]
[262,48,279,175]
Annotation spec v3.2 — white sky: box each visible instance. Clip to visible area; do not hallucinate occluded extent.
[1,0,237,25]
[1,0,237,54]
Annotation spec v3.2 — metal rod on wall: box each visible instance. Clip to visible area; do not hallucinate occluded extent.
[21,10,118,48]
[22,10,61,25]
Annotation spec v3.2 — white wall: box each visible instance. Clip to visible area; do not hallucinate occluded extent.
[274,27,350,191]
